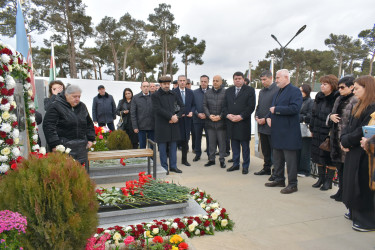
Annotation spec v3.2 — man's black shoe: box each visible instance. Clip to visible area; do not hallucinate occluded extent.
[204,161,215,167]
[268,175,276,181]
[228,159,234,163]
[220,162,226,168]
[193,156,200,162]
[242,169,249,175]
[265,181,286,187]
[280,185,298,194]
[254,169,271,175]
[170,168,182,173]
[225,152,230,157]
[227,165,240,172]
[215,152,219,155]
[182,161,191,166]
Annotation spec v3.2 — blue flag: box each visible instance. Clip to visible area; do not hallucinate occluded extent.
[16,0,28,58]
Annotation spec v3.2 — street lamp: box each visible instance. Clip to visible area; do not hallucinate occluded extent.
[271,25,306,69]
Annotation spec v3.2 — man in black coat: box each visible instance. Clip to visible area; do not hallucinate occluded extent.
[224,72,256,174]
[192,75,210,162]
[92,85,116,131]
[152,76,184,174]
[173,75,195,166]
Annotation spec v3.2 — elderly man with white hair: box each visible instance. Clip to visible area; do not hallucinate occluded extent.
[265,69,303,194]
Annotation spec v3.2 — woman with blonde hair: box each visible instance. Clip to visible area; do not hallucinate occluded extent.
[341,75,375,232]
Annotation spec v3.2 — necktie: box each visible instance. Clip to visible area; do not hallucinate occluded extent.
[181,90,185,104]
[235,88,240,96]
[203,89,206,94]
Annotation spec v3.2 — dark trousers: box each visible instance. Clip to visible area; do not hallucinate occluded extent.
[259,133,273,171]
[297,137,312,175]
[231,139,250,170]
[180,140,189,162]
[98,122,115,131]
[194,122,209,157]
[273,149,298,187]
[207,128,226,163]
[138,130,154,149]
[191,120,195,152]
[158,142,177,171]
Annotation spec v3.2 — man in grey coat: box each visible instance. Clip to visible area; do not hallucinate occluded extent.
[203,75,227,168]
[254,70,279,178]
[92,85,116,131]
[131,81,155,149]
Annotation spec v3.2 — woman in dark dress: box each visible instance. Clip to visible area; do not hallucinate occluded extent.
[116,88,138,149]
[310,75,339,190]
[327,76,358,201]
[341,75,375,232]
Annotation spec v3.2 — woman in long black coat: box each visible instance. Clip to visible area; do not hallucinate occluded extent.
[310,75,339,190]
[43,84,95,168]
[116,88,138,149]
[327,76,358,201]
[341,75,375,232]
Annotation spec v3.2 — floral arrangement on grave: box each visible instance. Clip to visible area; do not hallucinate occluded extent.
[96,172,191,209]
[0,148,98,249]
[0,210,27,250]
[0,41,38,176]
[91,126,111,151]
[88,184,234,248]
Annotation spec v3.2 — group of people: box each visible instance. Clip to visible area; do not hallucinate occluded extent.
[41,69,375,232]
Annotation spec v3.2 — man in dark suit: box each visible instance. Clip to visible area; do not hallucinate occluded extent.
[173,75,195,166]
[265,69,302,194]
[224,72,256,174]
[152,75,185,174]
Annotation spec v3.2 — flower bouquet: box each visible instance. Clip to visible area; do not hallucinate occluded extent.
[92,126,111,152]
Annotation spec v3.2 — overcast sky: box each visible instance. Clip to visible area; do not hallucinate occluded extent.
[3,0,374,84]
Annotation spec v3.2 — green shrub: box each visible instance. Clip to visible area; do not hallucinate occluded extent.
[107,129,133,150]
[0,152,99,249]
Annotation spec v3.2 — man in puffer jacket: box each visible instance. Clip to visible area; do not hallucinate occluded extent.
[92,85,116,131]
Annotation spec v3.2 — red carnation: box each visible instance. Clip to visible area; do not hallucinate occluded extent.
[31,122,36,127]
[0,69,3,75]
[30,109,35,114]
[10,163,17,170]
[26,77,31,83]
[173,218,181,223]
[184,231,191,238]
[7,88,14,96]
[1,98,8,104]
[16,156,23,163]
[18,57,22,64]
[0,48,12,55]
[162,224,168,231]
[5,138,13,145]
[204,220,210,227]
[9,105,14,112]
[12,121,18,127]
[97,228,104,234]
[169,228,176,235]
[9,59,13,65]
[3,65,8,72]
[0,82,4,88]
[152,236,163,244]
[200,230,206,236]
[178,222,185,229]
[0,88,7,95]
[0,132,6,138]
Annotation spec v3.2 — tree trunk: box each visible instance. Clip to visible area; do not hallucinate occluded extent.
[169,50,173,77]
[97,63,102,80]
[164,34,168,75]
[350,59,354,74]
[91,56,97,80]
[65,0,77,78]
[312,70,317,91]
[295,64,300,86]
[122,41,135,81]
[338,54,343,78]
[110,40,119,81]
[369,51,375,76]
[184,55,188,77]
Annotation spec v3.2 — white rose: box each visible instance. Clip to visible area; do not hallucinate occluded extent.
[65,148,71,154]
[12,129,19,138]
[195,229,200,235]
[0,147,10,155]
[0,116,2,123]
[200,203,206,209]
[203,215,209,220]
[1,123,12,133]
[188,224,195,232]
[192,221,198,227]
[206,227,210,232]
[7,65,12,72]
[56,145,65,152]
[6,95,14,102]
[146,224,151,228]
[152,228,159,235]
[197,198,202,202]
[5,75,15,89]
[205,206,211,212]
[11,147,20,157]
[0,76,3,82]
[10,114,17,122]
[39,147,46,155]
[23,82,31,90]
[10,101,16,108]
[125,226,132,231]
[14,138,19,144]
[0,163,10,173]
[1,103,10,111]
[30,116,35,123]
[93,234,98,238]
[172,223,178,229]
[165,221,171,226]
[211,203,219,209]
[1,54,10,64]
[221,219,228,227]
[28,89,33,97]
[32,134,38,142]
[104,230,111,234]
[211,212,218,220]
[32,144,40,151]
[0,155,8,162]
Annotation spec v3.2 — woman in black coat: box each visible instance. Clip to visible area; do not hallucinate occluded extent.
[327,76,358,201]
[43,84,95,168]
[116,88,138,149]
[297,84,314,177]
[310,75,339,190]
[341,75,375,232]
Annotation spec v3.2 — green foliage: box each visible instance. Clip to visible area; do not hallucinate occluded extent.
[106,129,133,150]
[178,34,206,77]
[0,152,99,249]
[92,135,109,151]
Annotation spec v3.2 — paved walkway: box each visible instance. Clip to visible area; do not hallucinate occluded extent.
[101,144,375,250]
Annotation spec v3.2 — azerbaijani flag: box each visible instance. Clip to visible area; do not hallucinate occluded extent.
[16,0,28,58]
[49,42,56,82]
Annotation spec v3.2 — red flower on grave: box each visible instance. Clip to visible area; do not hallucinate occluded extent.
[3,65,8,72]
[10,163,17,170]
[1,88,8,95]
[0,132,7,138]
[153,236,163,244]
[26,77,31,83]
[5,138,13,145]
[1,98,8,105]
[7,88,14,96]
[12,121,18,127]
